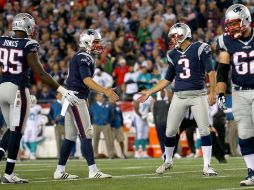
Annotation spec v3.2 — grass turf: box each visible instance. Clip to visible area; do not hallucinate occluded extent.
[0,157,251,190]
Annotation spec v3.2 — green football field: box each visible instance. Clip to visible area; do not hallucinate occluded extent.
[0,157,253,190]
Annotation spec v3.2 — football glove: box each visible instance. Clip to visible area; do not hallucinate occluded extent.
[218,93,227,110]
[57,86,79,106]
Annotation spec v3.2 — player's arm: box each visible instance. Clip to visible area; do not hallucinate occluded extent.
[83,77,119,102]
[133,101,142,117]
[216,51,230,94]
[137,63,174,103]
[27,52,79,106]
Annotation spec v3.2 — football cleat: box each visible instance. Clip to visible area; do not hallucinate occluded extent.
[1,173,28,184]
[89,170,112,179]
[240,168,254,186]
[156,161,173,174]
[203,166,218,176]
[54,171,79,180]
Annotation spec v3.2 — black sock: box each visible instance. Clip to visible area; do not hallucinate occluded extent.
[58,139,75,166]
[80,138,95,166]
[5,131,22,175]
[0,129,10,161]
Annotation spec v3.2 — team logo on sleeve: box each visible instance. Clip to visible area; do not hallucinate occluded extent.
[204,45,211,54]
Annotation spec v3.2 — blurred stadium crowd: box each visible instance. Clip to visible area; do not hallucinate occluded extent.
[0,0,253,101]
[0,0,254,159]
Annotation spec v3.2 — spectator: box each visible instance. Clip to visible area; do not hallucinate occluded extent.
[137,61,152,89]
[90,93,113,159]
[123,65,139,101]
[109,101,126,159]
[48,92,65,158]
[149,15,165,41]
[93,68,113,88]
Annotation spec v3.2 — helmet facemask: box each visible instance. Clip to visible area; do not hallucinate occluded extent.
[90,39,105,54]
[225,18,246,39]
[169,33,184,49]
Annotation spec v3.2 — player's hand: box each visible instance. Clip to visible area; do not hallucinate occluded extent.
[137,90,151,103]
[64,90,79,106]
[208,91,216,106]
[105,88,119,102]
[217,93,227,110]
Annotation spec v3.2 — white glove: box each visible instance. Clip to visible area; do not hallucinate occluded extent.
[57,86,79,106]
[218,93,227,110]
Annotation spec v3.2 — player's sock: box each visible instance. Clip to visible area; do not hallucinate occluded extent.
[141,139,147,151]
[88,164,98,173]
[201,134,212,169]
[135,139,141,152]
[58,139,75,166]
[5,131,22,175]
[239,137,254,170]
[0,129,10,161]
[164,136,176,163]
[29,142,38,154]
[80,138,95,166]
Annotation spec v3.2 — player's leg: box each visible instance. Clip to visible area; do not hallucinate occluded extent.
[191,95,217,176]
[1,84,30,183]
[54,106,78,180]
[29,126,40,160]
[156,95,188,174]
[0,103,10,161]
[134,115,143,158]
[141,121,149,158]
[232,91,254,186]
[72,100,111,178]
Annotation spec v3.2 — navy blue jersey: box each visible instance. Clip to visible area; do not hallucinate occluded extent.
[0,36,39,88]
[216,32,254,87]
[165,42,214,92]
[66,50,95,99]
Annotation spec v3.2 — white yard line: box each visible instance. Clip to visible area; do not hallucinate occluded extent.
[216,187,254,190]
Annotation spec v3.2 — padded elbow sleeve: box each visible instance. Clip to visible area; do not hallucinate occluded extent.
[217,63,230,83]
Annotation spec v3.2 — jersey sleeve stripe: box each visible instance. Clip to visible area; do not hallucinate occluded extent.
[166,51,174,65]
[25,39,39,47]
[218,35,227,51]
[198,43,208,60]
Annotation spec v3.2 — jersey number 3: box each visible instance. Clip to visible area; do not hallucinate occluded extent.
[179,58,191,79]
[0,48,23,74]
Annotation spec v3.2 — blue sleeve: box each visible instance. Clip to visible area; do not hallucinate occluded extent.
[25,40,39,54]
[164,63,176,82]
[79,55,92,80]
[200,45,214,73]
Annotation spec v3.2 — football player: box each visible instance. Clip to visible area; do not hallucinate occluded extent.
[53,29,119,180]
[0,13,79,184]
[216,4,254,186]
[138,23,217,176]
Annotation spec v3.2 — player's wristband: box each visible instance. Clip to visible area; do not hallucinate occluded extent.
[57,86,67,96]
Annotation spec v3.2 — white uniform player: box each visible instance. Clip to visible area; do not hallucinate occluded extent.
[133,93,153,158]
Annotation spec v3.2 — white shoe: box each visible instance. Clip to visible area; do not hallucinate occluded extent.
[174,153,182,159]
[186,153,194,158]
[1,173,28,184]
[203,166,218,176]
[134,152,140,159]
[29,154,36,160]
[156,161,173,174]
[240,169,254,186]
[54,171,79,180]
[89,170,112,179]
[142,152,150,158]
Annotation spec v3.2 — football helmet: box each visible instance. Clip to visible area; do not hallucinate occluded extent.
[12,13,36,37]
[168,23,191,49]
[79,29,105,54]
[225,4,252,39]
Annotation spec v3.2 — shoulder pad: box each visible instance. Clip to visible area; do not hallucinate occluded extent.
[166,50,174,65]
[25,39,39,48]
[198,42,210,59]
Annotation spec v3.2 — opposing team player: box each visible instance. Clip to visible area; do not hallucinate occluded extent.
[216,4,254,186]
[0,13,79,184]
[23,95,46,160]
[53,29,119,180]
[138,23,217,176]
